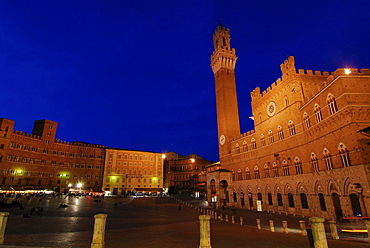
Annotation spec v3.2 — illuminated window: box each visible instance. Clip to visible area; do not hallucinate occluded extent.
[327,94,338,115]
[254,166,260,179]
[277,126,284,140]
[251,138,257,150]
[338,143,351,167]
[323,148,333,170]
[245,168,251,180]
[260,134,266,146]
[303,112,310,129]
[273,162,279,177]
[282,160,290,176]
[237,169,242,180]
[314,104,323,123]
[41,160,46,165]
[268,130,274,143]
[264,164,270,178]
[294,157,303,175]
[311,153,319,172]
[242,141,248,152]
[235,143,240,154]
[288,120,296,136]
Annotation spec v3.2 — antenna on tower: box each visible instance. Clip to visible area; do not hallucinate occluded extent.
[218,18,224,27]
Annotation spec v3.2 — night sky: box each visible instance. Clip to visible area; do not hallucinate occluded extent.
[1,1,369,161]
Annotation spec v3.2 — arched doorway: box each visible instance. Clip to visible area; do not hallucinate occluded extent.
[331,193,343,220]
[240,192,245,207]
[220,180,229,206]
[350,194,362,216]
[248,192,253,209]
[210,179,216,205]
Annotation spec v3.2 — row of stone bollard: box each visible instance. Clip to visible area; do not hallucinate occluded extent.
[197,215,347,248]
[0,211,108,248]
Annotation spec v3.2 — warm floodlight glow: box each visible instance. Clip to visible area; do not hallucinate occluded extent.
[162,154,166,159]
[77,183,82,188]
[68,183,72,187]
[341,229,367,233]
[190,158,195,162]
[344,68,351,74]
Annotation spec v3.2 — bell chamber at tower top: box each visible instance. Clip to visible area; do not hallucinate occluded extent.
[211,24,237,74]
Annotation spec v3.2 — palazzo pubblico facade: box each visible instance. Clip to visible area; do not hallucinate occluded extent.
[207,24,370,220]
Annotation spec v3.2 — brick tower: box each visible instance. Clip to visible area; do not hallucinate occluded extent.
[211,24,240,159]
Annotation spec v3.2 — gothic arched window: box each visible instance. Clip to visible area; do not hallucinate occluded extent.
[327,94,338,115]
[314,104,323,123]
[338,143,351,167]
[323,148,333,170]
[311,153,319,172]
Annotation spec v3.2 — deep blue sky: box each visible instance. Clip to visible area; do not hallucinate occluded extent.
[1,1,369,161]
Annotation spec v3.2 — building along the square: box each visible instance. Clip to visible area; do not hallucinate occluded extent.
[0,118,105,193]
[103,148,165,196]
[208,24,370,220]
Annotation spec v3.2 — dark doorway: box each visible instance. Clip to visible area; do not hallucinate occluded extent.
[349,194,362,216]
[112,188,118,195]
[248,193,253,208]
[332,193,343,220]
[240,193,245,207]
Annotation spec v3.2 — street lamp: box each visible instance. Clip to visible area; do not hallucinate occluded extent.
[77,183,82,193]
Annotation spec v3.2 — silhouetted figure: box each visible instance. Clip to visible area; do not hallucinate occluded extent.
[178,205,181,211]
[30,207,35,215]
[22,213,31,218]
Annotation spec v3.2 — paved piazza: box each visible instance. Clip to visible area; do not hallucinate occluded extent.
[0,195,368,247]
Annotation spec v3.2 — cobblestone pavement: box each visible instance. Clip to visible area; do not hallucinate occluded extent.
[0,195,368,247]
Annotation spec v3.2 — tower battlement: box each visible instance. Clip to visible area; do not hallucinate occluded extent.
[251,56,370,102]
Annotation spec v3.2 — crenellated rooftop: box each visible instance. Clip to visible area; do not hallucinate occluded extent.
[251,56,370,101]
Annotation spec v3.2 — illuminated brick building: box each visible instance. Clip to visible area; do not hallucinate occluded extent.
[165,153,214,196]
[208,24,370,220]
[103,148,165,196]
[0,118,105,193]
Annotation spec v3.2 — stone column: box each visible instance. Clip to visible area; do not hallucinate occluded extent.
[225,215,229,222]
[199,215,211,248]
[239,217,243,226]
[269,220,275,232]
[299,220,307,236]
[365,220,370,245]
[282,221,288,234]
[231,216,235,224]
[0,212,9,245]
[256,219,261,229]
[91,213,108,248]
[309,217,328,248]
[328,221,339,240]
